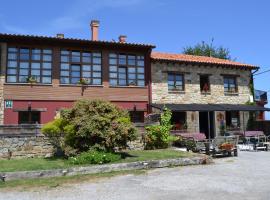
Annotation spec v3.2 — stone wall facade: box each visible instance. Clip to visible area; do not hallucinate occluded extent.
[0,135,54,159]
[0,43,7,125]
[152,62,252,136]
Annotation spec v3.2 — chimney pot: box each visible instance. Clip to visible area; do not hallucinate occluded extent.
[119,35,127,43]
[90,20,100,41]
[56,33,64,39]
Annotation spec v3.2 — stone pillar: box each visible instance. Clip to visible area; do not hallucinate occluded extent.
[214,111,226,136]
[186,111,199,132]
[0,43,7,125]
[240,111,249,132]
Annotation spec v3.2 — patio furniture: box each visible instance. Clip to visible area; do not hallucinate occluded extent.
[208,136,239,157]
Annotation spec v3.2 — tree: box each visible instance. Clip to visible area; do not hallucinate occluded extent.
[183,39,234,60]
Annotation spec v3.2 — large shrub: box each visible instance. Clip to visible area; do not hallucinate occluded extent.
[42,99,137,154]
[144,108,175,149]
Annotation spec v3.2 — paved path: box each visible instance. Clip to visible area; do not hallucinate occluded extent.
[1,151,270,200]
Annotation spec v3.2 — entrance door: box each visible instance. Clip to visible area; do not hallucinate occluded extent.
[18,111,41,124]
[199,111,215,139]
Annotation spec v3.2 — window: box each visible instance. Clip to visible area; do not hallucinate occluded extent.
[18,111,41,124]
[109,53,145,86]
[60,50,102,85]
[6,47,52,83]
[226,111,240,129]
[168,73,184,91]
[200,75,210,93]
[224,76,237,93]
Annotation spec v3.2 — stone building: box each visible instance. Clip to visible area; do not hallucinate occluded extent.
[150,52,268,138]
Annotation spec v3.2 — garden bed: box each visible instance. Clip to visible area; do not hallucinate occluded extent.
[0,149,195,173]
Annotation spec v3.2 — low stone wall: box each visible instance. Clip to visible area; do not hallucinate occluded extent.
[1,156,212,181]
[0,135,54,159]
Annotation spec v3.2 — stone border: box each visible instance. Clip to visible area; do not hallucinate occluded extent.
[0,156,212,181]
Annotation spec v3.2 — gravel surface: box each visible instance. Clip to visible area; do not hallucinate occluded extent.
[1,151,270,200]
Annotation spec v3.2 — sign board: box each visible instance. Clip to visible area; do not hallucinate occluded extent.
[5,100,13,108]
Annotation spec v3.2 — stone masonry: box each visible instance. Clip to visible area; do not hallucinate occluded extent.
[152,62,252,136]
[0,43,7,125]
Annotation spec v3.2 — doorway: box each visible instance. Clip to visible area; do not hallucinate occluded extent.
[199,111,215,139]
[18,111,41,124]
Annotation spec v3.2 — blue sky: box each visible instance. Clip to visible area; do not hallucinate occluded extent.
[1,0,269,118]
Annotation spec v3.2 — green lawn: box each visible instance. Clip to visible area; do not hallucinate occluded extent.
[0,149,195,173]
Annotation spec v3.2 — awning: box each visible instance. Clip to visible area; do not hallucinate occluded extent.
[151,103,270,112]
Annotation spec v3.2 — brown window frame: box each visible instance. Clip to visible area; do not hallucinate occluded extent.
[60,50,102,85]
[223,76,238,93]
[167,72,185,91]
[109,53,145,87]
[6,47,52,84]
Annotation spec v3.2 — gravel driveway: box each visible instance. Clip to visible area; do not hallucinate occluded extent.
[1,151,270,200]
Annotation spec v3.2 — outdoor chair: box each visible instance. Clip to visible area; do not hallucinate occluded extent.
[209,136,239,157]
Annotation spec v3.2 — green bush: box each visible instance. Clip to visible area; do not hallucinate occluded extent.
[144,107,176,149]
[42,99,137,155]
[68,150,121,165]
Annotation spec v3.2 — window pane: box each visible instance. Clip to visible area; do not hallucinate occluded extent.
[8,53,17,60]
[61,50,69,55]
[8,47,17,52]
[93,53,101,57]
[20,69,29,75]
[110,79,117,86]
[61,56,69,62]
[119,79,127,86]
[119,67,126,73]
[175,75,183,81]
[32,54,41,61]
[128,79,136,85]
[61,71,69,76]
[128,55,136,65]
[19,62,29,68]
[109,66,117,72]
[72,51,80,56]
[20,53,29,60]
[43,63,52,69]
[110,73,117,78]
[82,52,91,57]
[32,49,41,54]
[93,78,101,85]
[42,77,51,84]
[93,72,101,78]
[93,65,101,71]
[82,72,91,77]
[71,56,80,62]
[137,74,144,79]
[82,57,91,63]
[19,76,28,82]
[61,63,69,70]
[82,65,91,71]
[128,67,136,73]
[168,74,174,81]
[71,71,80,77]
[43,49,52,54]
[93,57,101,64]
[42,70,51,76]
[119,73,126,79]
[128,73,136,79]
[137,80,145,86]
[8,61,17,67]
[109,53,117,58]
[7,69,17,75]
[137,67,144,73]
[137,60,144,66]
[60,77,69,84]
[7,76,17,82]
[43,55,52,61]
[109,58,117,65]
[31,63,40,69]
[71,65,80,71]
[20,48,29,53]
[31,70,40,76]
[71,78,80,84]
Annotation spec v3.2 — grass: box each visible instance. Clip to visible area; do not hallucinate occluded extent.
[0,149,195,173]
[0,169,147,190]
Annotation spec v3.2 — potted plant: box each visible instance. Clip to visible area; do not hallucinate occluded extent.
[77,78,88,85]
[26,76,37,84]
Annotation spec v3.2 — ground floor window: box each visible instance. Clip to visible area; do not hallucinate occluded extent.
[129,111,144,123]
[171,112,186,130]
[18,111,41,124]
[226,111,240,129]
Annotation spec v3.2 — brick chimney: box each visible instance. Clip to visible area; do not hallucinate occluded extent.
[90,20,100,41]
[118,35,127,43]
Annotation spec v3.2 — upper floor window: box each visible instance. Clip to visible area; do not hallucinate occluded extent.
[168,73,184,91]
[6,47,52,84]
[60,50,102,85]
[200,75,210,93]
[224,76,237,93]
[109,53,145,86]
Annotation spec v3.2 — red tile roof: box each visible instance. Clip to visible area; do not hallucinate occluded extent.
[151,52,258,69]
